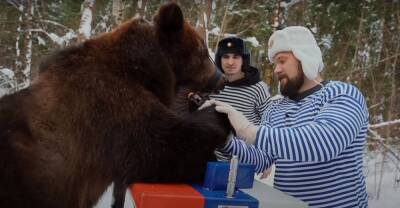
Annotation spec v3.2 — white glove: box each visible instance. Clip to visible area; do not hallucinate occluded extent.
[199,99,257,144]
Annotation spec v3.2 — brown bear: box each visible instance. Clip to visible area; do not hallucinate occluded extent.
[0,3,230,208]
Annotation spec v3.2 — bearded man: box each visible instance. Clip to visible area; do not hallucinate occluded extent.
[201,26,369,208]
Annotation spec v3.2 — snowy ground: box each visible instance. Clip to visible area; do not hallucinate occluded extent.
[365,149,400,208]
[256,151,400,208]
[94,149,400,208]
[94,184,135,208]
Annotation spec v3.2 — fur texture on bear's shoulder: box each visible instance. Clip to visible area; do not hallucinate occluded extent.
[0,3,229,208]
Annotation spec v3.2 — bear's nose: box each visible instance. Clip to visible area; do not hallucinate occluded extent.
[204,66,225,93]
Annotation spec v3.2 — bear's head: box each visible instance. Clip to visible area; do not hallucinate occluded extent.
[153,3,224,92]
[83,2,224,106]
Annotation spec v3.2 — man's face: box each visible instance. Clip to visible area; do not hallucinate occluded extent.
[272,52,304,98]
[221,53,243,76]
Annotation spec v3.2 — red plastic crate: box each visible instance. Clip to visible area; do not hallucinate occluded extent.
[130,183,205,208]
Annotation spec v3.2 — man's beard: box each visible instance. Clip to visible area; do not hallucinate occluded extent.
[279,69,304,99]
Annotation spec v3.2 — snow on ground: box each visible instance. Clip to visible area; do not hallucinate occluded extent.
[365,149,400,208]
[257,151,400,208]
[94,183,134,208]
[257,150,400,208]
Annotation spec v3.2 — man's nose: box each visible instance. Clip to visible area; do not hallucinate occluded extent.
[228,57,234,65]
[273,65,282,74]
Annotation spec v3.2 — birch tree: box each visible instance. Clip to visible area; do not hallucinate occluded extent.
[12,0,33,88]
[135,0,147,18]
[77,0,95,42]
[196,0,212,46]
[112,0,124,26]
[214,0,229,52]
[14,3,23,85]
[22,0,33,87]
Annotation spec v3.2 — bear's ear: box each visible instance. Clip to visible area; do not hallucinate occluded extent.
[154,2,184,43]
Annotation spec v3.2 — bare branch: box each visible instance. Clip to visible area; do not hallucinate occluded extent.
[6,0,23,12]
[364,53,400,71]
[39,20,72,31]
[369,119,400,128]
[285,0,303,9]
[369,129,400,164]
[368,100,384,110]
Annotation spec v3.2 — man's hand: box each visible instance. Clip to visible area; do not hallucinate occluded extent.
[199,99,257,144]
[258,167,272,179]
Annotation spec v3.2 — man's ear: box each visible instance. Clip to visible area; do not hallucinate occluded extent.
[154,2,184,44]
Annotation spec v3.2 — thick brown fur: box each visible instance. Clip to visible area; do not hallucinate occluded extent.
[0,3,229,208]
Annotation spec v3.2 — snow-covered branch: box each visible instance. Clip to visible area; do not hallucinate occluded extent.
[208,28,260,48]
[30,29,76,46]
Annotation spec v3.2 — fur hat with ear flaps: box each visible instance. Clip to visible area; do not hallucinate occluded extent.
[268,26,324,80]
[215,37,250,72]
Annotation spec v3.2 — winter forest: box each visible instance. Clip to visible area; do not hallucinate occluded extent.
[0,0,399,207]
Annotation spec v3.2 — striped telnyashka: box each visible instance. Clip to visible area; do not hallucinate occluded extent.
[211,81,270,161]
[210,81,270,125]
[222,81,369,208]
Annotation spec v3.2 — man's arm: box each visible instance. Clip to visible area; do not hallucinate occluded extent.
[256,93,368,162]
[220,136,275,173]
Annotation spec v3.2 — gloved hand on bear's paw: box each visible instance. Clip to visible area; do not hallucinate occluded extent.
[199,99,257,144]
[187,92,231,136]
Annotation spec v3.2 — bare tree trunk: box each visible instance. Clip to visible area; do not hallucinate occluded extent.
[214,0,229,52]
[136,0,147,18]
[337,39,352,79]
[14,10,24,86]
[112,0,124,26]
[350,2,365,85]
[263,0,284,86]
[77,0,96,43]
[197,0,212,45]
[376,147,386,199]
[271,0,283,31]
[262,61,274,86]
[376,46,393,197]
[385,23,400,139]
[22,0,34,87]
[13,0,33,88]
[369,69,379,124]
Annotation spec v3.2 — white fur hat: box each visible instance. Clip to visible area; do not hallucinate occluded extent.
[268,26,324,80]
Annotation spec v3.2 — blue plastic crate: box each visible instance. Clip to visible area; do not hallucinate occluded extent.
[203,162,256,191]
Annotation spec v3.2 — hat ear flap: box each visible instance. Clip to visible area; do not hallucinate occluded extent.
[215,51,222,71]
[215,41,223,70]
[241,47,251,71]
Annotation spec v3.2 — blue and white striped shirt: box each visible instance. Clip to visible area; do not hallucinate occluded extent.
[222,81,368,208]
[210,81,270,125]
